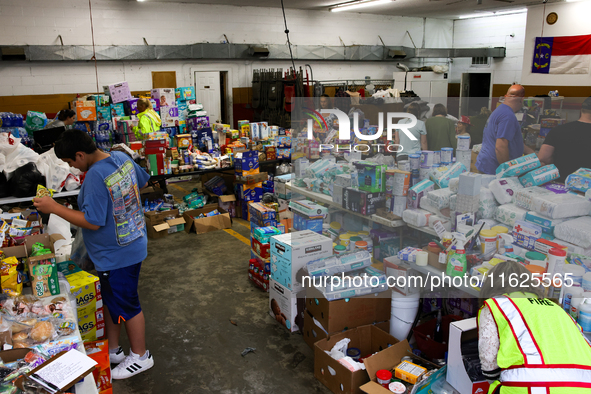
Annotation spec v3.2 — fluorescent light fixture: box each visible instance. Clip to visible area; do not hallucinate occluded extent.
[137,0,146,2]
[330,0,393,13]
[459,8,526,19]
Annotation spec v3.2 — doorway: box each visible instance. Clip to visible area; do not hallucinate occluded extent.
[194,71,226,124]
[460,72,492,117]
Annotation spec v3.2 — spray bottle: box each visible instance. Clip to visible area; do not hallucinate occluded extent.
[446,234,467,277]
[498,233,514,255]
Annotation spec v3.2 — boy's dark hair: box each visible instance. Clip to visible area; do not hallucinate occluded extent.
[57,109,76,121]
[54,129,97,160]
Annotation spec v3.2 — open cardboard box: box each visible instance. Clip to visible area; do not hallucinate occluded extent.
[315,325,402,394]
[359,338,415,394]
[183,204,232,234]
[144,209,186,239]
[303,310,389,350]
[140,186,165,202]
[305,287,391,335]
[446,318,490,394]
[24,234,66,298]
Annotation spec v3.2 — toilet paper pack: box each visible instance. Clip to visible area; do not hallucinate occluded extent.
[489,177,523,205]
[494,203,528,227]
[566,168,591,193]
[519,164,560,188]
[496,153,541,178]
[555,216,591,249]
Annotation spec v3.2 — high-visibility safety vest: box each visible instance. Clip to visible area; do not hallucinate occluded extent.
[134,109,161,140]
[480,295,591,394]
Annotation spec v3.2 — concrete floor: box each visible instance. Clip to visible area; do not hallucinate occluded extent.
[112,181,332,394]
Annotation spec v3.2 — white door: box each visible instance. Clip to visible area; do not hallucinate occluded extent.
[194,71,221,124]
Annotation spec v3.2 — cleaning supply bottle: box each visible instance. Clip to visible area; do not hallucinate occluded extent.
[446,235,467,277]
[577,298,591,332]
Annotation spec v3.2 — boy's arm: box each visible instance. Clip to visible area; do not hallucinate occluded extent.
[33,197,100,231]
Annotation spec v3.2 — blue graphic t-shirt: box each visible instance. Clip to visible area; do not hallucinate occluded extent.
[78,151,150,272]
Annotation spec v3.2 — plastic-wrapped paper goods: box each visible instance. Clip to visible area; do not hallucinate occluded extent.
[450,194,457,211]
[488,177,523,205]
[496,153,541,178]
[515,187,591,219]
[430,162,467,188]
[429,215,452,232]
[566,168,591,193]
[494,203,528,227]
[449,178,459,193]
[519,164,559,188]
[554,217,591,249]
[478,187,499,220]
[402,208,432,227]
[426,188,454,210]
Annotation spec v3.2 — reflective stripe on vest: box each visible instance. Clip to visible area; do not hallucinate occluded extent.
[491,296,544,365]
[492,295,591,390]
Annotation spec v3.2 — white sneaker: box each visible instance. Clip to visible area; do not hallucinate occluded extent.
[111,351,154,380]
[109,347,126,365]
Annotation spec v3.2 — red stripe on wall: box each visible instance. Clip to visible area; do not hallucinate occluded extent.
[552,34,591,56]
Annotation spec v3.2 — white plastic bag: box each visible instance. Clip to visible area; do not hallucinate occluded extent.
[3,142,39,177]
[36,148,71,192]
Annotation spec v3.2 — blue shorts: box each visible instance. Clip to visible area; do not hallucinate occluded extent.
[97,262,142,324]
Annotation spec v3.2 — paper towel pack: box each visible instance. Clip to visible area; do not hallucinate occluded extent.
[489,177,523,205]
[494,203,528,227]
[555,216,591,249]
[519,164,559,188]
[496,153,540,178]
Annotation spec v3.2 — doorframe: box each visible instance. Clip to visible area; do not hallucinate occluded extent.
[460,70,494,116]
[190,67,234,126]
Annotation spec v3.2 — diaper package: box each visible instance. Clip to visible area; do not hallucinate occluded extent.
[519,164,559,187]
[566,168,591,193]
[430,162,468,188]
[480,174,497,189]
[317,266,388,301]
[478,187,499,220]
[420,197,441,216]
[426,188,454,210]
[494,203,528,227]
[515,188,591,219]
[402,208,432,227]
[496,153,541,178]
[554,217,591,249]
[488,177,524,205]
[525,211,567,237]
[553,238,591,258]
[449,178,459,193]
[407,179,435,209]
[307,250,372,277]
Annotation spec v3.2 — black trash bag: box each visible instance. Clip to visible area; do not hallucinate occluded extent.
[0,172,9,198]
[9,163,45,197]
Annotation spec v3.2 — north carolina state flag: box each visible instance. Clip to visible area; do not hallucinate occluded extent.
[532,34,591,74]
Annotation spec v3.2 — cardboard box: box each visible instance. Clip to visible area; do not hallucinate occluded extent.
[237,182,263,202]
[356,161,387,193]
[235,151,260,176]
[144,209,186,239]
[305,287,391,334]
[84,340,113,394]
[235,172,268,185]
[270,230,332,291]
[151,88,176,107]
[269,278,305,333]
[218,195,237,218]
[160,106,179,127]
[315,325,402,394]
[183,204,232,234]
[302,310,389,350]
[446,318,490,394]
[65,270,103,311]
[24,234,65,298]
[175,86,195,102]
[78,306,105,342]
[140,186,165,203]
[105,81,132,104]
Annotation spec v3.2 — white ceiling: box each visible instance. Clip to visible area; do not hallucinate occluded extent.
[144,0,564,19]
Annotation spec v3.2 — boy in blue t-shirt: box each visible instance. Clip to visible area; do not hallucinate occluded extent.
[33,130,154,379]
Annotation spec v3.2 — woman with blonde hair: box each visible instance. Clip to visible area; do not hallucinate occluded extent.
[133,98,161,140]
[478,260,591,393]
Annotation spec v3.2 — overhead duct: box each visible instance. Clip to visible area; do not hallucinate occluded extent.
[5,44,505,62]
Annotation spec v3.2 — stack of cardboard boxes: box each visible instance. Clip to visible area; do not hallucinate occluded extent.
[234,151,263,219]
[66,268,105,343]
